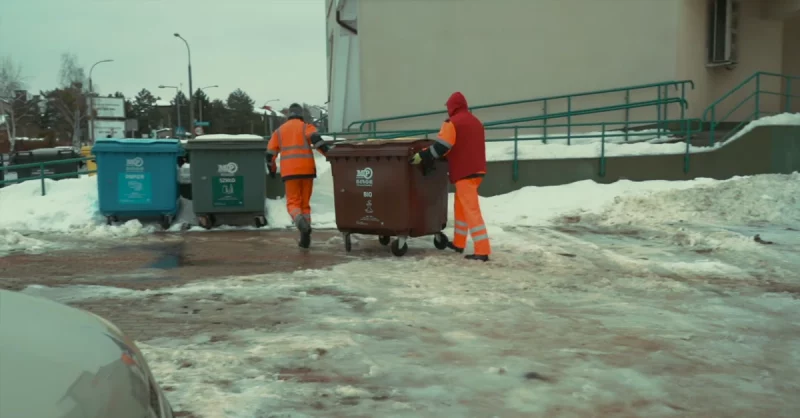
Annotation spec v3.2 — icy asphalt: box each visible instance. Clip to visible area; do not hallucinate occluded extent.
[15,220,800,418]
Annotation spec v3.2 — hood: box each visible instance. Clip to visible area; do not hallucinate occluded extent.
[446,92,468,117]
[0,290,155,418]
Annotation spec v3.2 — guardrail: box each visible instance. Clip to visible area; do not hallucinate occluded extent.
[0,157,95,196]
[702,71,800,146]
[348,79,695,135]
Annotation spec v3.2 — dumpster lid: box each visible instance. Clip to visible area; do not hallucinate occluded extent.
[191,134,266,142]
[325,138,434,159]
[92,138,183,154]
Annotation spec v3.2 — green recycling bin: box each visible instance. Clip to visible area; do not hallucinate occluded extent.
[184,135,268,229]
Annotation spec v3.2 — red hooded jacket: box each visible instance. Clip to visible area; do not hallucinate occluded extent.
[441,92,487,183]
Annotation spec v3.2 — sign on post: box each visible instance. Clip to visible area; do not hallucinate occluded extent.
[90,97,126,119]
[93,120,126,139]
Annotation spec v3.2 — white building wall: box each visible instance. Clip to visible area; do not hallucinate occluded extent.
[325,0,361,132]
[357,0,683,136]
[676,0,786,122]
[327,0,793,136]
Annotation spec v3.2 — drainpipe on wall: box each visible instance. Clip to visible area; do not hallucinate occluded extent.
[336,10,357,35]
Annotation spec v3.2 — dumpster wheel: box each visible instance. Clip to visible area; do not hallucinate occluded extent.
[343,233,353,252]
[391,237,409,257]
[378,235,391,246]
[198,215,213,230]
[159,215,173,231]
[433,232,449,250]
[105,215,119,226]
[254,215,267,228]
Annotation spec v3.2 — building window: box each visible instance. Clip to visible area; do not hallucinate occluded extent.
[707,0,740,66]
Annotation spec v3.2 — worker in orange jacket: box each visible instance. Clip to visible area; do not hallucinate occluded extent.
[266,103,333,248]
[409,92,491,262]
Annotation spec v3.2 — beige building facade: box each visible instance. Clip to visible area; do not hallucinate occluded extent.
[325,0,800,134]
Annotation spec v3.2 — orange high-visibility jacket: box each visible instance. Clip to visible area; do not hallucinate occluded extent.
[267,118,320,180]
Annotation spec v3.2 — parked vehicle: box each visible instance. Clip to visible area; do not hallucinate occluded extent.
[0,289,174,418]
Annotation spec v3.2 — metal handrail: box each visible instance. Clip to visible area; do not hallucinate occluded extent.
[348,79,695,132]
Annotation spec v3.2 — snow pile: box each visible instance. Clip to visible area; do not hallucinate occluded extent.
[193,134,265,141]
[0,228,47,254]
[581,173,800,228]
[722,112,800,144]
[0,177,155,237]
[486,112,800,161]
[477,177,719,227]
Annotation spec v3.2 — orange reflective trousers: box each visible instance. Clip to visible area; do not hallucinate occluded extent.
[285,178,314,225]
[453,177,491,256]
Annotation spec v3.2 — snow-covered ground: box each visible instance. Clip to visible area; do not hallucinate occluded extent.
[17,177,800,415]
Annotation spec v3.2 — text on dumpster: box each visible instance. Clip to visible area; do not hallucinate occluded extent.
[355,167,373,187]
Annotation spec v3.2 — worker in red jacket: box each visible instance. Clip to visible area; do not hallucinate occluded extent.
[409,92,491,262]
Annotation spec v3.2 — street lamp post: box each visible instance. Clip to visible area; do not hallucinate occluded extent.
[198,85,218,124]
[88,59,113,143]
[158,85,181,134]
[174,33,194,134]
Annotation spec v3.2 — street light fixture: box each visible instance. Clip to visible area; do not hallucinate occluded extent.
[197,85,218,123]
[174,33,194,134]
[88,59,113,143]
[158,85,182,133]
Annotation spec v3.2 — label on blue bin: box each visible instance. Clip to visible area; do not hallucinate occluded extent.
[118,172,152,204]
[212,176,244,207]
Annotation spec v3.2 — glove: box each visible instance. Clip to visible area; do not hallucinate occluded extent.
[268,163,276,179]
[409,153,423,165]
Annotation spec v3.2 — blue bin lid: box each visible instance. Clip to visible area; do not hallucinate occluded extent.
[92,138,183,155]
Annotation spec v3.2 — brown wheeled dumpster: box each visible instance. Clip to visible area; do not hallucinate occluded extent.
[326,139,451,256]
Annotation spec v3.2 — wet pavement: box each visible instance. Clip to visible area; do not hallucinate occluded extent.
[0,230,355,291]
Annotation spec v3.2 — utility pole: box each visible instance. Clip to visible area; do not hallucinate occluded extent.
[174,33,194,134]
[88,59,113,144]
[158,85,181,135]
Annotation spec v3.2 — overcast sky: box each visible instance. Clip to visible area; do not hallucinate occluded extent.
[0,0,327,109]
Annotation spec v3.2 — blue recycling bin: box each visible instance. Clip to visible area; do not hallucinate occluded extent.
[92,139,184,229]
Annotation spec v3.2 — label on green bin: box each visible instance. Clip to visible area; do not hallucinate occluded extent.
[118,172,152,204]
[212,176,244,207]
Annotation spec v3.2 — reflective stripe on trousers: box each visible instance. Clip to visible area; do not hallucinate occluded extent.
[452,177,491,256]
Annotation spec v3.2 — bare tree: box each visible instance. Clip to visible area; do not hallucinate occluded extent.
[50,53,88,147]
[58,53,86,88]
[0,56,27,153]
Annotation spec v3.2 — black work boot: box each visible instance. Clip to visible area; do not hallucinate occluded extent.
[447,242,464,253]
[465,254,489,262]
[295,216,311,234]
[299,228,312,249]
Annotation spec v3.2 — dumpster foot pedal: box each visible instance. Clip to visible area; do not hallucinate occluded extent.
[465,254,489,262]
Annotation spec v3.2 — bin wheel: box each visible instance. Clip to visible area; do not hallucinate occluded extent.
[254,215,267,228]
[433,232,449,250]
[198,215,212,230]
[344,233,352,253]
[105,216,117,226]
[378,235,391,246]
[208,214,217,226]
[391,238,408,257]
[159,215,172,231]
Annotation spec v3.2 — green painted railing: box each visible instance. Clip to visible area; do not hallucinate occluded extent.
[702,71,800,146]
[330,97,688,142]
[349,79,695,136]
[0,157,95,196]
[327,118,702,181]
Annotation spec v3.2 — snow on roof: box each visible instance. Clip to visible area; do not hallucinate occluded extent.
[155,100,172,107]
